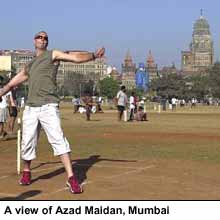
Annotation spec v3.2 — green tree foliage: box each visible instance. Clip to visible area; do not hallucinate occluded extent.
[150,71,213,101]
[150,73,187,99]
[185,74,209,100]
[83,80,96,96]
[99,77,119,99]
[208,62,220,98]
[0,71,10,85]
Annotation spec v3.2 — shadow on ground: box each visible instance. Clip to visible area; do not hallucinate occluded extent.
[31,155,136,184]
[0,190,42,200]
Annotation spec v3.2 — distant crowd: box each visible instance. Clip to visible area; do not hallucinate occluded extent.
[71,86,147,122]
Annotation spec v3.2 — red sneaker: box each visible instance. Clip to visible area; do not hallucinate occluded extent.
[66,176,83,194]
[19,171,31,185]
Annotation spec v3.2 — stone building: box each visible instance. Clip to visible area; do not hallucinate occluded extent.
[0,49,34,76]
[146,50,158,82]
[57,51,108,95]
[181,10,214,74]
[158,63,178,77]
[121,50,136,90]
[110,67,121,82]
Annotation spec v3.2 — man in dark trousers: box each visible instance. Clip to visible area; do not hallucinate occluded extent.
[116,86,128,121]
[82,93,93,121]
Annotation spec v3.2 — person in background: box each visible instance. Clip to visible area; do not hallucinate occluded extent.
[82,93,93,121]
[116,86,128,121]
[72,95,80,113]
[97,95,104,113]
[135,106,147,121]
[128,91,135,121]
[171,97,177,111]
[0,84,8,139]
[6,87,18,136]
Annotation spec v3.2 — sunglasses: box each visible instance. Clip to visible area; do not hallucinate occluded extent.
[35,35,48,41]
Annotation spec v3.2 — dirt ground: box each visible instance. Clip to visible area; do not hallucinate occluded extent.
[1,105,220,200]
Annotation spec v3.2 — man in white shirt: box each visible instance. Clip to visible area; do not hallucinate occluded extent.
[0,86,8,139]
[171,97,177,111]
[116,86,128,121]
[97,96,104,113]
[6,88,18,135]
[128,92,135,121]
[72,96,80,113]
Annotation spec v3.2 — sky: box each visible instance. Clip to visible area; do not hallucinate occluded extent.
[1,0,220,70]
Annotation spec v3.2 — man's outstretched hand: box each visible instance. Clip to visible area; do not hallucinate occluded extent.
[94,47,105,59]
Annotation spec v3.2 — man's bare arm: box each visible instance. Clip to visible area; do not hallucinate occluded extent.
[0,68,28,98]
[52,47,105,63]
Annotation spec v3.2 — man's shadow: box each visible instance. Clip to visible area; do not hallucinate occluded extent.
[31,155,136,184]
[0,190,42,200]
[73,155,136,183]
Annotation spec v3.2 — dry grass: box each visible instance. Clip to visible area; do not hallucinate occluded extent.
[1,103,220,200]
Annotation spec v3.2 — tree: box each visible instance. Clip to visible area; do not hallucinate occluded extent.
[0,71,10,85]
[98,77,119,99]
[83,80,96,96]
[150,73,187,99]
[185,74,209,101]
[208,62,220,98]
[64,72,84,96]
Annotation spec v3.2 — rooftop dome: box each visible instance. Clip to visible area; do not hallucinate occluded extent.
[193,11,210,35]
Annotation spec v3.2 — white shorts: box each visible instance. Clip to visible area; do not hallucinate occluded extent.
[21,104,71,160]
[0,107,8,123]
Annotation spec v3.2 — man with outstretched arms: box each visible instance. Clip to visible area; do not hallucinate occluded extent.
[0,31,105,194]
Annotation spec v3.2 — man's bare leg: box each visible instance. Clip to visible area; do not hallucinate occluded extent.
[23,160,32,171]
[0,122,4,136]
[118,111,123,121]
[9,117,16,133]
[60,153,73,178]
[0,122,6,138]
[60,152,82,193]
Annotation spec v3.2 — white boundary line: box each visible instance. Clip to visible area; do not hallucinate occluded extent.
[0,161,156,199]
[30,162,146,173]
[44,164,155,197]
[0,192,18,197]
[0,175,10,180]
[106,165,155,179]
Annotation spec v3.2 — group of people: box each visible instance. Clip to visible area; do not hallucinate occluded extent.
[116,85,147,122]
[168,97,198,110]
[71,85,148,122]
[0,84,18,140]
[72,95,104,121]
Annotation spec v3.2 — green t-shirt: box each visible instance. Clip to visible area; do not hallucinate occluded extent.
[25,50,59,107]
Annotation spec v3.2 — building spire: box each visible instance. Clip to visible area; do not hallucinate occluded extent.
[125,49,132,61]
[200,9,203,18]
[146,50,155,67]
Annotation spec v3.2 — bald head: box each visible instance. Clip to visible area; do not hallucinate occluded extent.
[34,31,49,49]
[34,31,48,39]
